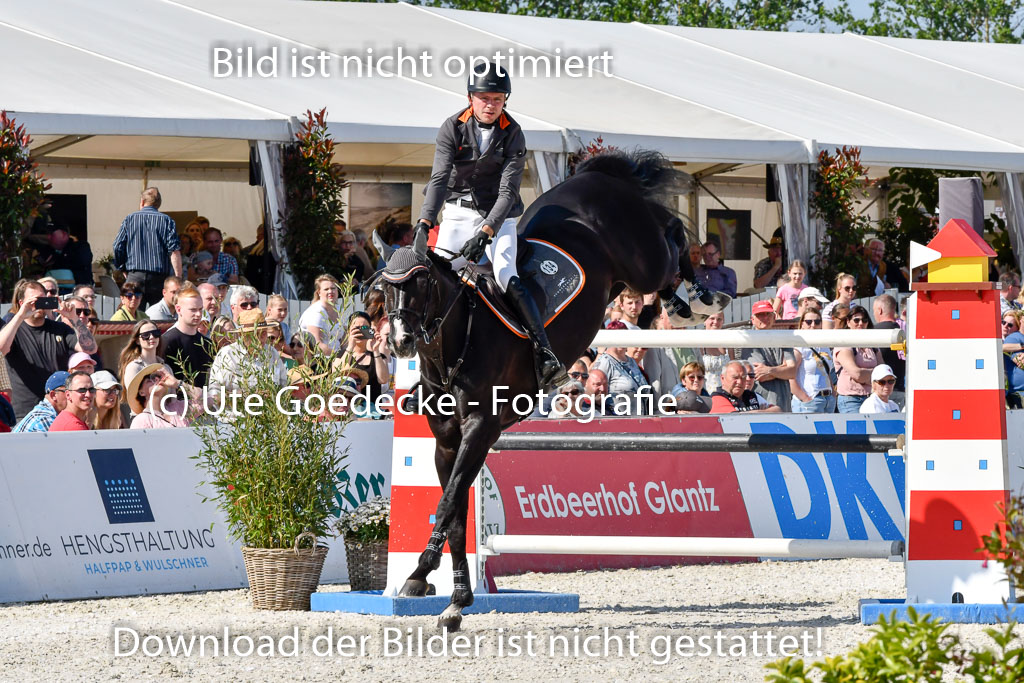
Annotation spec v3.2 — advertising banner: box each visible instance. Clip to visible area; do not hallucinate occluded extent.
[483,417,752,574]
[0,420,393,604]
[483,413,916,576]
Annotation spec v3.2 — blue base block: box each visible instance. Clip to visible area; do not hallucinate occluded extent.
[310,589,580,616]
[860,599,1024,624]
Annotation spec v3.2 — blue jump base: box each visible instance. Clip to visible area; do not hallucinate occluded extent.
[311,589,580,616]
[860,599,1024,624]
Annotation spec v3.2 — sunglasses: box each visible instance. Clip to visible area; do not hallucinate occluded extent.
[746,373,756,378]
[565,390,581,397]
[1003,320,1018,326]
[69,387,96,395]
[239,301,259,310]
[875,378,896,386]
[122,292,142,299]
[99,386,122,394]
[850,317,868,324]
[803,319,822,325]
[139,330,162,341]
[75,308,93,317]
[686,375,705,381]
[569,371,589,380]
[44,288,57,295]
[841,286,856,292]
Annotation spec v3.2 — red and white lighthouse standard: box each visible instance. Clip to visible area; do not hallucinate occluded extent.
[905,219,1011,604]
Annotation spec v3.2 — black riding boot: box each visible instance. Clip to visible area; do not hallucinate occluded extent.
[504,276,568,389]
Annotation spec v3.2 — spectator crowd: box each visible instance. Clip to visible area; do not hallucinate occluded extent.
[2,187,1020,431]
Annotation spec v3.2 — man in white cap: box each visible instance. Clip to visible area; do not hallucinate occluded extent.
[797,287,829,317]
[860,364,900,414]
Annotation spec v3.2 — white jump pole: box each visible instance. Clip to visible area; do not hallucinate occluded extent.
[484,535,903,560]
[591,328,903,350]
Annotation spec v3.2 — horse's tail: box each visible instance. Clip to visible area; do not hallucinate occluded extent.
[573,149,692,209]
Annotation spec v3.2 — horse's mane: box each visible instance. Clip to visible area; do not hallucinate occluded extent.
[574,149,692,208]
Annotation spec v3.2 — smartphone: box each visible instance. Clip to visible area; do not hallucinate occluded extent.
[35,297,59,310]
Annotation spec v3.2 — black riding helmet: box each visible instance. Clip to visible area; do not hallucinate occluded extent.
[467,62,511,96]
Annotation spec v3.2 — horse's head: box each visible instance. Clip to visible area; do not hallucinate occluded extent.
[381,247,441,358]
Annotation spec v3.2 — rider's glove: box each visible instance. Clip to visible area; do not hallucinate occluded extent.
[460,230,492,263]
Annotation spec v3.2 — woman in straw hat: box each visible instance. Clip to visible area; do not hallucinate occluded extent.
[128,363,192,429]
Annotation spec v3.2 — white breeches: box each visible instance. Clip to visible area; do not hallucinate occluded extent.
[433,202,518,292]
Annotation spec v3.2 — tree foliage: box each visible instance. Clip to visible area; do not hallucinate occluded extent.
[400,0,1024,37]
[0,111,50,301]
[281,108,349,299]
[400,0,830,30]
[809,146,872,290]
[827,0,1024,43]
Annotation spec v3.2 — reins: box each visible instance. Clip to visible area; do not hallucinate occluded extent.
[390,248,477,392]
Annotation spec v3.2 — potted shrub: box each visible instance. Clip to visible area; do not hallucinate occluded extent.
[337,497,390,591]
[191,314,355,610]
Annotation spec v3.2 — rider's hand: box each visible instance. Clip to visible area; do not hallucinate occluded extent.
[460,230,492,263]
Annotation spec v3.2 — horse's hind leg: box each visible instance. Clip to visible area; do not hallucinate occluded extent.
[397,441,456,598]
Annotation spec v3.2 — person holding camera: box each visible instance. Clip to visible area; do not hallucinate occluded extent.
[0,280,98,419]
[339,311,390,403]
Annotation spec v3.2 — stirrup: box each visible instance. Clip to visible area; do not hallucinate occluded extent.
[537,348,569,390]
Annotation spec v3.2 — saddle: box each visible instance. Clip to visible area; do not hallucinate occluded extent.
[462,238,585,339]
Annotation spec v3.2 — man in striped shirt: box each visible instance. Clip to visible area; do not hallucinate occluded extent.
[113,187,183,307]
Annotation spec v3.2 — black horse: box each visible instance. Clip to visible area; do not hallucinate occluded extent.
[382,150,721,631]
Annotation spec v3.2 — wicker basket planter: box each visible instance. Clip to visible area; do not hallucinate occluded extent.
[242,533,328,610]
[344,538,388,591]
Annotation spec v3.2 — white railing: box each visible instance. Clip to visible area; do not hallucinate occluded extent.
[592,328,903,349]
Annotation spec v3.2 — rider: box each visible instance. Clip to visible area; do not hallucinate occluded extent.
[413,62,567,389]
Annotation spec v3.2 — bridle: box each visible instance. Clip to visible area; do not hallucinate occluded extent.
[386,251,477,391]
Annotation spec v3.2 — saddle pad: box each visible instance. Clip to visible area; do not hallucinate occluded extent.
[465,239,585,339]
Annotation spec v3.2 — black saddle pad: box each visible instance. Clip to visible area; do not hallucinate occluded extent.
[463,239,585,338]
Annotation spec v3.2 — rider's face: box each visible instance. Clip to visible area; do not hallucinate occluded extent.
[469,92,505,125]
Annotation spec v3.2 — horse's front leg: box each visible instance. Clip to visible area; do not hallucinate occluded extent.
[434,416,500,632]
[397,437,457,598]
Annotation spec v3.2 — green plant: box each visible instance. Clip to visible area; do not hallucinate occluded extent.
[878,167,1007,271]
[766,608,1024,681]
[96,252,115,276]
[981,491,1024,592]
[0,111,50,299]
[336,497,390,545]
[809,146,872,290]
[281,108,349,298]
[191,318,356,549]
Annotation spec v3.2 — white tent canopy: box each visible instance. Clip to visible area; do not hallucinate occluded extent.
[4,0,1024,170]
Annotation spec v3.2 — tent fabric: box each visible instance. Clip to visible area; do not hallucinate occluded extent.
[4,0,1024,170]
[1000,174,1024,274]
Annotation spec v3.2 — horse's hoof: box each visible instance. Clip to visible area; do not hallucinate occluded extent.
[398,579,429,597]
[692,291,731,315]
[437,605,463,632]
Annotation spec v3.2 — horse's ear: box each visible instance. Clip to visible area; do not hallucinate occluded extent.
[372,229,395,262]
[413,225,429,256]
